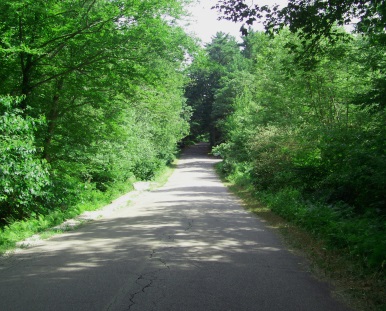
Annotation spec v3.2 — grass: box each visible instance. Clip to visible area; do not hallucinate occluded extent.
[0,160,178,255]
[151,158,177,189]
[215,164,386,311]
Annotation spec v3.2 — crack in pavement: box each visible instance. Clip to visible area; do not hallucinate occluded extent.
[126,272,156,311]
[184,219,194,231]
[149,249,170,270]
[161,234,175,242]
[125,249,171,310]
[105,247,173,311]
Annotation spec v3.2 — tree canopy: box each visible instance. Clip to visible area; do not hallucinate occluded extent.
[214,0,386,40]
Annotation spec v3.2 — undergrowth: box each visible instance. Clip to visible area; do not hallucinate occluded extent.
[215,162,386,311]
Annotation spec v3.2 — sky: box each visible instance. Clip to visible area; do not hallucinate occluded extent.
[183,0,288,45]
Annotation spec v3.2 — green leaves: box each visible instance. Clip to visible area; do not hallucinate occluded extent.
[0,0,196,223]
[207,29,385,213]
[0,96,50,222]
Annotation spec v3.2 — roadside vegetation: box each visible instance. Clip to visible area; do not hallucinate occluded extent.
[185,2,385,310]
[216,165,385,311]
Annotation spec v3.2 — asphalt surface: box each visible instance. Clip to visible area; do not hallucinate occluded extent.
[0,143,352,311]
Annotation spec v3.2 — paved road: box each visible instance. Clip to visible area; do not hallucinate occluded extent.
[0,143,351,311]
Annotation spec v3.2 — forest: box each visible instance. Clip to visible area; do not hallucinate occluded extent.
[0,0,385,296]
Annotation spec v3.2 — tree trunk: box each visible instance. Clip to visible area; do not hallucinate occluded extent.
[43,78,64,162]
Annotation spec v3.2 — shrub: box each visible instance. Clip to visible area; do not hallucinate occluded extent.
[0,96,50,223]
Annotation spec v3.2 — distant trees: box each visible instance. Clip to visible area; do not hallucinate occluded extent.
[185,32,245,145]
[0,0,194,223]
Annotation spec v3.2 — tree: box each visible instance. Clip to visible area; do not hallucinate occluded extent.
[214,0,386,71]
[0,0,195,222]
[213,28,385,211]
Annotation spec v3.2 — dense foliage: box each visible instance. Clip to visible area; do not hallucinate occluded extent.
[0,0,194,224]
[185,25,385,272]
[0,96,50,220]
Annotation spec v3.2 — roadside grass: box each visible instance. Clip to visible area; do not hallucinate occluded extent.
[0,184,131,254]
[0,160,177,255]
[150,158,177,189]
[215,164,385,311]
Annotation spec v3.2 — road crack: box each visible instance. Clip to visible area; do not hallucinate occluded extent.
[125,249,171,310]
[185,219,194,231]
[126,273,156,310]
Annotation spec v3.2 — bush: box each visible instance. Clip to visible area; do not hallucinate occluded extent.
[0,96,50,223]
[260,187,386,271]
[318,115,386,212]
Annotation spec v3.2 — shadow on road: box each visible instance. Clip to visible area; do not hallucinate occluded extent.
[0,142,351,311]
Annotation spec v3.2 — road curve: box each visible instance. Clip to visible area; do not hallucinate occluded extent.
[0,143,351,311]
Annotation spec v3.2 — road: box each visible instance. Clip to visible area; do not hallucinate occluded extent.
[0,143,351,311]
